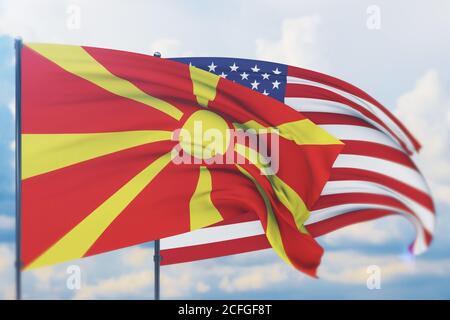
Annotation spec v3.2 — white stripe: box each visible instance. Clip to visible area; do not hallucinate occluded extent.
[160,220,263,250]
[286,76,415,152]
[319,125,402,151]
[285,97,356,115]
[321,180,434,232]
[284,97,402,147]
[333,154,427,193]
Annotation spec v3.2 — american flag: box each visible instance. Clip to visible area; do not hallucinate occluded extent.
[160,57,435,265]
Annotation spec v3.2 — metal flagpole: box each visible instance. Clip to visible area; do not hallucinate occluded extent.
[154,239,161,300]
[152,51,162,301]
[14,37,23,301]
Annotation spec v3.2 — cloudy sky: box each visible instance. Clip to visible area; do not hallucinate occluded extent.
[0,0,449,299]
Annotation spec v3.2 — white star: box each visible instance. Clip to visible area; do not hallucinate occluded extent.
[272,80,281,89]
[272,67,282,75]
[261,73,270,80]
[240,72,249,80]
[219,72,228,78]
[251,64,260,73]
[250,80,260,89]
[262,90,270,96]
[208,62,217,72]
[229,63,239,72]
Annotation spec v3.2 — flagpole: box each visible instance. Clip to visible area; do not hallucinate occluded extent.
[154,239,161,300]
[14,37,23,301]
[152,51,162,301]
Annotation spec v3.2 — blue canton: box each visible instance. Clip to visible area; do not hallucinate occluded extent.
[172,57,287,102]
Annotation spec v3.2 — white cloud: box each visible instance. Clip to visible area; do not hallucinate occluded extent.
[121,247,152,268]
[74,270,153,299]
[195,281,210,293]
[395,69,450,205]
[1,242,448,299]
[218,263,288,293]
[0,214,14,230]
[0,244,15,300]
[9,140,14,152]
[0,0,192,55]
[161,271,194,298]
[322,216,406,246]
[66,249,296,298]
[0,0,67,40]
[30,266,62,292]
[7,99,14,118]
[256,15,327,70]
[0,244,13,273]
[320,250,450,285]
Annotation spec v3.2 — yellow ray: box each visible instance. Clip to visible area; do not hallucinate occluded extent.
[189,166,223,230]
[234,119,343,145]
[24,152,173,270]
[26,43,183,120]
[22,130,172,179]
[189,65,220,107]
[236,164,292,266]
[235,143,310,233]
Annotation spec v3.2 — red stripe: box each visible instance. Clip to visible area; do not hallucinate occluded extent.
[160,234,271,266]
[340,140,417,170]
[313,193,414,213]
[329,168,434,212]
[287,65,420,151]
[424,230,433,246]
[285,83,412,154]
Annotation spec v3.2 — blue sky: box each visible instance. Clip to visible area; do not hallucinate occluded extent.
[0,0,449,299]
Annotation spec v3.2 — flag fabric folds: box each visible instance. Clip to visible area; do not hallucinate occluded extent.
[159,57,435,266]
[20,44,343,275]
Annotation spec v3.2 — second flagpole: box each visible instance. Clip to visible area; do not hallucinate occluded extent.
[152,51,162,301]
[154,239,161,300]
